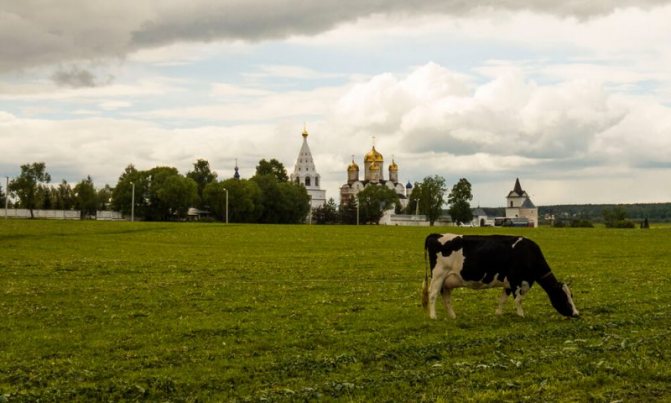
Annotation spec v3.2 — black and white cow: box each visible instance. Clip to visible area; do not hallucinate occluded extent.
[424,233,579,319]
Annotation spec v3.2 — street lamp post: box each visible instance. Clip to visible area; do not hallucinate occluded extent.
[4,176,8,219]
[130,181,135,222]
[356,194,360,226]
[223,188,228,224]
[416,198,420,217]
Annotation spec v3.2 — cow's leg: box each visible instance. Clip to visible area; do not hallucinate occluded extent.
[428,272,446,319]
[441,287,457,319]
[513,281,530,317]
[496,288,510,315]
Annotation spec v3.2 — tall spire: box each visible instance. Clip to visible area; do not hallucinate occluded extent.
[513,178,523,195]
[234,158,240,180]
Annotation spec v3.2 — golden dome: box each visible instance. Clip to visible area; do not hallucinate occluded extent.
[348,159,359,172]
[301,126,309,138]
[369,162,380,171]
[389,159,398,172]
[364,146,383,163]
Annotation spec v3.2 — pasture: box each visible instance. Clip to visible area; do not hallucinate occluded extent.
[1,220,670,401]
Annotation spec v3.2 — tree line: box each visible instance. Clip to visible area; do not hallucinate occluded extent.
[540,203,671,224]
[2,160,476,225]
[2,159,311,223]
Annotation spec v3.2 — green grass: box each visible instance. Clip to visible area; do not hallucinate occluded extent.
[1,220,670,401]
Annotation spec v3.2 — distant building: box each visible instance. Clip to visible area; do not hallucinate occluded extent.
[289,126,326,209]
[505,178,538,227]
[339,144,410,207]
[233,159,240,180]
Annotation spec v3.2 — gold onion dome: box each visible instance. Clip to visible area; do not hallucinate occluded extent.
[348,159,359,172]
[364,146,384,163]
[301,126,309,138]
[370,162,380,171]
[389,159,398,172]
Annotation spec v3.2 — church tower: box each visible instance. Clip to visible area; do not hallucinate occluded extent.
[347,156,359,184]
[290,126,326,208]
[364,146,384,181]
[505,178,538,227]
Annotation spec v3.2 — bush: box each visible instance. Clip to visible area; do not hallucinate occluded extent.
[606,220,636,228]
[570,219,594,228]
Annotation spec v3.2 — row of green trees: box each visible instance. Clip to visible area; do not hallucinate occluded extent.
[109,158,310,222]
[3,160,473,225]
[3,159,310,223]
[3,162,107,219]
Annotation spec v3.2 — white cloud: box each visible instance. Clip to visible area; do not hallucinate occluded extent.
[133,85,345,122]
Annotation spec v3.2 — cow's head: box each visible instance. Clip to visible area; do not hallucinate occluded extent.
[548,283,579,317]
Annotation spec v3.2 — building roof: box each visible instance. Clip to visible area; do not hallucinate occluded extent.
[507,177,529,198]
[389,159,398,172]
[472,207,487,217]
[347,158,359,172]
[521,198,536,208]
[364,146,384,163]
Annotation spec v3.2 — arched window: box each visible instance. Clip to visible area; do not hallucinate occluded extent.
[315,177,319,187]
[510,201,514,207]
[305,177,311,186]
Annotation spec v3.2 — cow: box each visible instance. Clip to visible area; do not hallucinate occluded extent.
[423,233,579,319]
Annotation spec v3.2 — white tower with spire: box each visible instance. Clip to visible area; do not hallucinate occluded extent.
[290,125,326,208]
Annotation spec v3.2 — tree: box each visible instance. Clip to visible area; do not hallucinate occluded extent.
[8,162,51,218]
[447,178,474,225]
[410,175,447,226]
[0,183,5,208]
[255,159,289,182]
[97,185,113,210]
[279,181,311,223]
[603,206,634,228]
[357,185,399,224]
[339,196,358,225]
[74,176,98,219]
[186,159,217,209]
[112,164,147,218]
[55,180,76,210]
[36,184,52,209]
[251,173,310,223]
[204,178,262,222]
[156,174,198,219]
[312,198,339,224]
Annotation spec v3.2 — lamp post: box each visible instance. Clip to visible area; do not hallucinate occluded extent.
[130,181,135,222]
[223,188,228,224]
[356,194,360,226]
[4,176,8,219]
[416,198,420,217]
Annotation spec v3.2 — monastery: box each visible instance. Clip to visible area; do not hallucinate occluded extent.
[339,145,411,208]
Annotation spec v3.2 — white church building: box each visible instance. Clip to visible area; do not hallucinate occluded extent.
[289,126,326,209]
[505,178,538,227]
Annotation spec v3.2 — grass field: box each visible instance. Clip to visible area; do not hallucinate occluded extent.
[1,220,670,401]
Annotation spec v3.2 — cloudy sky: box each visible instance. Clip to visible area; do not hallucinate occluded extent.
[2,1,671,206]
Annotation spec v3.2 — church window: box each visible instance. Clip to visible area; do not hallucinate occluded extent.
[305,177,311,186]
[315,177,319,187]
[510,201,513,207]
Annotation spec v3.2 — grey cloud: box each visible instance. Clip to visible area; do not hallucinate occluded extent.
[50,66,113,88]
[1,0,669,72]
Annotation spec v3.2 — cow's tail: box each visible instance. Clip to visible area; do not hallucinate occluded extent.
[421,246,429,309]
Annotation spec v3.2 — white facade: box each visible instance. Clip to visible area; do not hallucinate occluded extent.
[3,209,123,220]
[289,127,326,209]
[505,178,538,227]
